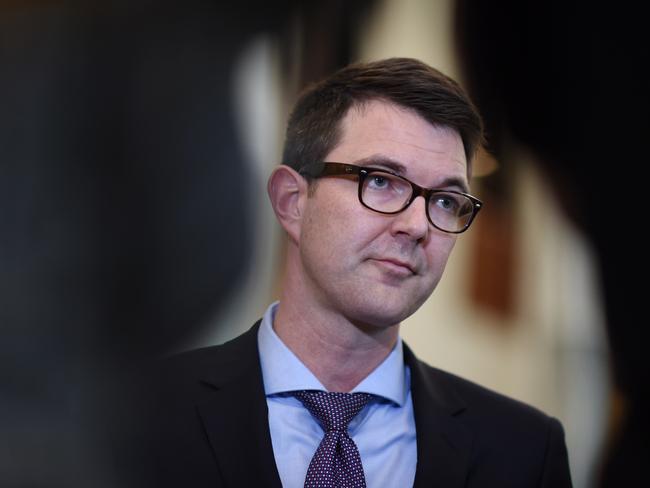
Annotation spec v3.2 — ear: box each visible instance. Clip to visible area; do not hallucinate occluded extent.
[267,165,309,244]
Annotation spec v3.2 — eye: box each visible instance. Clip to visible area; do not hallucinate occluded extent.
[368,174,390,189]
[365,172,410,195]
[432,194,461,213]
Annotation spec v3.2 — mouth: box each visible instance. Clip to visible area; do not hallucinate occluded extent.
[370,257,416,276]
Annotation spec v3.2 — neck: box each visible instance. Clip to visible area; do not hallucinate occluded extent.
[273,297,399,393]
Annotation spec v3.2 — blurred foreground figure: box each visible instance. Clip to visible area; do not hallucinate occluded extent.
[144,58,572,487]
[0,1,294,486]
[455,1,648,485]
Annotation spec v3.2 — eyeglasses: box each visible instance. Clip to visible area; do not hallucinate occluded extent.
[299,162,483,234]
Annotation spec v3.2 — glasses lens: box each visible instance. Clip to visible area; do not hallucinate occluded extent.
[428,192,475,232]
[361,171,413,213]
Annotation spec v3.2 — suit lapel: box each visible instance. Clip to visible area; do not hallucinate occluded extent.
[404,344,473,488]
[195,322,282,487]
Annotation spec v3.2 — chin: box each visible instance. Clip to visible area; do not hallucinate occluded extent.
[332,277,437,328]
[346,297,423,330]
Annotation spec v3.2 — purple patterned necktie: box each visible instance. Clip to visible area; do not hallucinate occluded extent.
[293,390,373,488]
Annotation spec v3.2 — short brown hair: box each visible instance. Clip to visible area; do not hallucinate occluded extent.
[282,57,484,176]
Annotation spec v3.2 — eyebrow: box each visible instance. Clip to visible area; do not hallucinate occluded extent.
[353,155,408,174]
[351,155,470,193]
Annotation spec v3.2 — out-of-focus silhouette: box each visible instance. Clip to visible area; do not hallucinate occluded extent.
[1,1,379,485]
[0,1,292,486]
[455,1,648,485]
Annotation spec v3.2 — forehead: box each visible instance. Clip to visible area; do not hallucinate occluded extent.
[326,100,469,189]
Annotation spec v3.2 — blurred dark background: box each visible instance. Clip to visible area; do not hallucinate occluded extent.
[1,1,259,484]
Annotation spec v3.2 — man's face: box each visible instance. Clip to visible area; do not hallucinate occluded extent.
[297,99,468,328]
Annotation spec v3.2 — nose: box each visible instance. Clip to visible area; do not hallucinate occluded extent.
[390,196,429,241]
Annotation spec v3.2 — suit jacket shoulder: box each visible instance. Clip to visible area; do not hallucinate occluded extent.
[405,344,572,487]
[133,321,282,488]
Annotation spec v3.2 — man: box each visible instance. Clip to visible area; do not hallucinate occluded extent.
[146,58,572,487]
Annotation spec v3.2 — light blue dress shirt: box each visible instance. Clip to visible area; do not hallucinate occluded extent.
[257,302,417,488]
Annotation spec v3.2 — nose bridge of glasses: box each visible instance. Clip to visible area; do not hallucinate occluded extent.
[399,190,430,227]
[406,183,431,214]
[383,177,434,226]
[411,182,430,201]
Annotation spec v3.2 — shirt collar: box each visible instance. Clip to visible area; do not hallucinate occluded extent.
[257,302,409,407]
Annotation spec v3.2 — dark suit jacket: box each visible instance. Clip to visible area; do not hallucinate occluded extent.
[138,321,572,487]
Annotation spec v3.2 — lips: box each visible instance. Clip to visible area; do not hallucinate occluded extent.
[370,257,416,275]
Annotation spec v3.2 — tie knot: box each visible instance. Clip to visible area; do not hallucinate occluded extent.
[293,390,373,432]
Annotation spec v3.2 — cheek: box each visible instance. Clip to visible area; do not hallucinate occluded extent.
[424,235,457,273]
[302,189,376,253]
[300,199,353,266]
